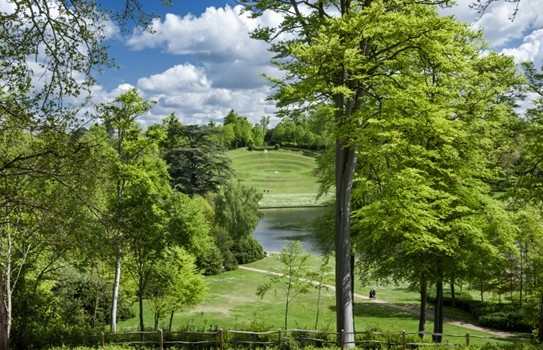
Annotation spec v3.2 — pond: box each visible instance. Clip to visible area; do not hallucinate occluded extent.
[253,207,327,254]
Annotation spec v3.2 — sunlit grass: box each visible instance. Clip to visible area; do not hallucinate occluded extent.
[116,255,523,347]
[228,148,331,207]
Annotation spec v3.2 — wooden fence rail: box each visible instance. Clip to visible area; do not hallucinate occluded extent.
[70,328,529,349]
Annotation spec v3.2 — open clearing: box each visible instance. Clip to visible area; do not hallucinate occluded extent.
[228,148,332,207]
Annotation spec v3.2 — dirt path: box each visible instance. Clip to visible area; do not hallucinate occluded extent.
[239,265,518,338]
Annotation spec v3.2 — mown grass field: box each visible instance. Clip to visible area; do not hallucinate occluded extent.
[228,148,331,207]
[117,255,523,347]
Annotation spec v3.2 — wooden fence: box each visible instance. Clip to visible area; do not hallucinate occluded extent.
[57,328,529,349]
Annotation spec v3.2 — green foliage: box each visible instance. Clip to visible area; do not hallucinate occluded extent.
[508,63,543,341]
[257,241,313,330]
[146,247,206,331]
[430,293,533,333]
[211,225,238,271]
[239,0,522,339]
[222,110,255,148]
[232,236,265,264]
[166,192,222,274]
[214,180,264,264]
[214,180,263,240]
[10,274,134,349]
[161,115,232,196]
[98,88,173,332]
[478,312,531,332]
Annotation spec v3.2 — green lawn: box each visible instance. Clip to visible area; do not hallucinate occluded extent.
[117,255,523,347]
[228,148,331,207]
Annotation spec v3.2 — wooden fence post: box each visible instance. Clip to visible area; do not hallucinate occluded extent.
[402,330,406,350]
[100,332,105,347]
[466,332,470,348]
[278,329,282,347]
[158,329,163,350]
[219,328,224,350]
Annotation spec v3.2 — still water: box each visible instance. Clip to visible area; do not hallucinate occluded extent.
[253,207,326,254]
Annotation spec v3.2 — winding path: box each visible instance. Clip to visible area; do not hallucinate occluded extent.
[239,265,519,338]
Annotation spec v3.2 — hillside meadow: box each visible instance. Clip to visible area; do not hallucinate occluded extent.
[227,148,331,207]
[117,255,526,348]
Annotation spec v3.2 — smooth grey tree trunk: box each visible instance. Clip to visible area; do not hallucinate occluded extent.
[110,246,122,333]
[418,276,427,339]
[539,292,543,342]
[335,140,357,348]
[0,273,8,350]
[450,276,456,307]
[432,273,444,343]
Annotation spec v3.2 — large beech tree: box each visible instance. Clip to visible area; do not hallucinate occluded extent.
[349,34,522,336]
[239,0,505,344]
[511,62,543,341]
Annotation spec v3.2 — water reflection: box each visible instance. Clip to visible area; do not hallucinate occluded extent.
[253,207,326,254]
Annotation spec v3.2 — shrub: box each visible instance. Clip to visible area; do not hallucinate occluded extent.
[429,294,533,333]
[478,311,532,332]
[232,236,265,264]
[197,243,224,275]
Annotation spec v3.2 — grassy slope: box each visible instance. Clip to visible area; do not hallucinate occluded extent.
[118,256,516,346]
[228,148,331,207]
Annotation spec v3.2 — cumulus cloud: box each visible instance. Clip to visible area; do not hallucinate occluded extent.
[501,29,543,67]
[134,79,276,128]
[474,0,543,48]
[441,0,543,48]
[121,4,279,127]
[127,5,272,65]
[137,64,211,94]
[99,1,542,129]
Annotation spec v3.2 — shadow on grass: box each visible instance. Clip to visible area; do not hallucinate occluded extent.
[328,301,419,321]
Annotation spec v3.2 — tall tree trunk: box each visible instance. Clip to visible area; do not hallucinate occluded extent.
[139,285,145,332]
[0,273,9,350]
[538,292,543,343]
[110,245,122,333]
[520,245,525,307]
[480,278,484,302]
[433,272,444,343]
[335,138,357,348]
[284,298,289,330]
[418,275,427,339]
[169,310,174,332]
[450,276,456,308]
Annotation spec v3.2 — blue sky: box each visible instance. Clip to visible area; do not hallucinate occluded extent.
[90,1,543,127]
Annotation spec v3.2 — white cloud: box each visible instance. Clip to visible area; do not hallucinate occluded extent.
[101,17,121,41]
[110,1,542,129]
[121,4,279,127]
[474,0,543,48]
[441,0,543,48]
[501,29,543,67]
[134,79,276,128]
[0,0,16,14]
[127,5,272,65]
[137,64,211,94]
